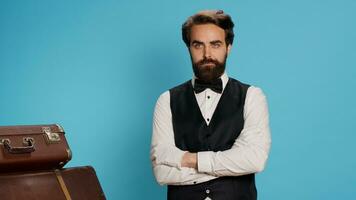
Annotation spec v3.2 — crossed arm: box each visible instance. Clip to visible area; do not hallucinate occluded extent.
[150,86,271,185]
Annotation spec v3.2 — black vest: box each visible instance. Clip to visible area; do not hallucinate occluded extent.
[168,78,257,200]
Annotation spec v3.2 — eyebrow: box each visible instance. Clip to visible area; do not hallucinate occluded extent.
[210,40,223,45]
[191,40,204,45]
[191,40,223,45]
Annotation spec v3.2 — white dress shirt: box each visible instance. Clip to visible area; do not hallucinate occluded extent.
[150,72,271,185]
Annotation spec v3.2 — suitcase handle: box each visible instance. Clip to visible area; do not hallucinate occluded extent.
[1,137,35,154]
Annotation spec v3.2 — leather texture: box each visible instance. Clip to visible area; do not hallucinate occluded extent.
[0,166,106,200]
[0,124,71,172]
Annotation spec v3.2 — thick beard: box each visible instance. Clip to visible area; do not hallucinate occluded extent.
[192,54,227,83]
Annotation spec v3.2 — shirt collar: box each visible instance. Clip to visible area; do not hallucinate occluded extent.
[191,71,229,92]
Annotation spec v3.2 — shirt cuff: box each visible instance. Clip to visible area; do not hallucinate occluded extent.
[165,148,187,169]
[175,149,187,169]
[197,151,213,173]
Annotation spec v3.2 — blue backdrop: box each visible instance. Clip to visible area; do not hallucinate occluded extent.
[1,0,355,199]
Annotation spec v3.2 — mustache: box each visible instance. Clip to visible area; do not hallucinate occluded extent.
[196,58,220,66]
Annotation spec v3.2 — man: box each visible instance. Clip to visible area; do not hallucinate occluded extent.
[151,10,271,200]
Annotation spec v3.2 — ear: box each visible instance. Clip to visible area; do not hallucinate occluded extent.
[227,44,232,55]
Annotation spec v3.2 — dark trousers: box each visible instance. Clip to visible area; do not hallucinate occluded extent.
[167,175,257,200]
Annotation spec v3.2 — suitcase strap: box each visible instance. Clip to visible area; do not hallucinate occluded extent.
[54,170,72,200]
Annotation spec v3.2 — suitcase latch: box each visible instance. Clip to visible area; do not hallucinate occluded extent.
[42,127,61,144]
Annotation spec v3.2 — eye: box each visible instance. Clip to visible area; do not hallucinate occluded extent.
[192,43,203,49]
[211,43,221,48]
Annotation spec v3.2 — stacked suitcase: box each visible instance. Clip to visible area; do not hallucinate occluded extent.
[0,124,106,200]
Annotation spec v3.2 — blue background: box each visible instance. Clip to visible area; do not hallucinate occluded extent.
[1,0,355,199]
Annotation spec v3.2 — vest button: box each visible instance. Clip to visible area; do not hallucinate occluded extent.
[206,189,210,194]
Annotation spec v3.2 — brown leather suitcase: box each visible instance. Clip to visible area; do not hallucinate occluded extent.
[0,166,106,200]
[0,124,71,172]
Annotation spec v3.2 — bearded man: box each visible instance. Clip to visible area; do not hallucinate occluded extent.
[151,10,271,200]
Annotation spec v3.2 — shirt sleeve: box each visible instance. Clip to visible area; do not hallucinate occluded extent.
[197,86,272,176]
[152,162,217,185]
[150,91,217,185]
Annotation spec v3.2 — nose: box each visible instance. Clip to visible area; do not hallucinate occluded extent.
[203,46,212,59]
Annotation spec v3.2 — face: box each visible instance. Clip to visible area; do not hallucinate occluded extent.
[189,24,232,82]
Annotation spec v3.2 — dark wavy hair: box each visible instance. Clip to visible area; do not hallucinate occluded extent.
[182,10,235,47]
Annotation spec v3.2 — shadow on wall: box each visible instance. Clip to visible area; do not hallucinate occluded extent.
[115,40,189,198]
[140,42,190,92]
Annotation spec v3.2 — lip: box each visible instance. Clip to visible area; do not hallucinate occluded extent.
[202,63,215,67]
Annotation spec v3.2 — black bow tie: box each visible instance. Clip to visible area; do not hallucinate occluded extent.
[193,78,223,94]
